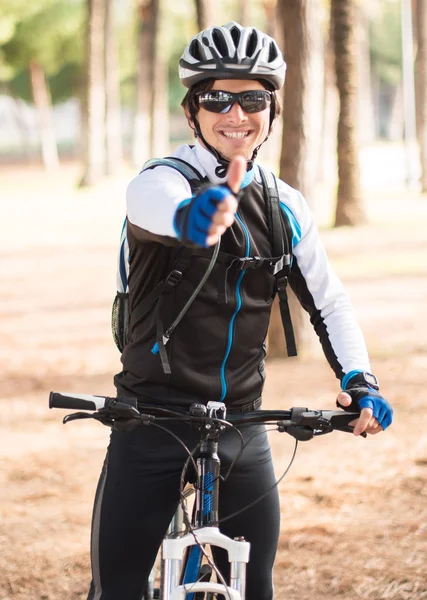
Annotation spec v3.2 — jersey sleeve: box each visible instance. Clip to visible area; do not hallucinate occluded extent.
[276,179,371,381]
[126,166,193,243]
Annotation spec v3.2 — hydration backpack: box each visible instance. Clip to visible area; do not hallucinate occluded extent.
[111,157,297,370]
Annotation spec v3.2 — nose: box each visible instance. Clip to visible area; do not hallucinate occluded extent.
[225,101,248,122]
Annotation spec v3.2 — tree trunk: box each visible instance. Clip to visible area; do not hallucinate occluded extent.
[269,0,324,358]
[331,0,366,226]
[279,0,324,199]
[415,0,427,191]
[28,60,59,171]
[263,0,279,40]
[194,0,215,31]
[80,0,106,187]
[238,0,249,26]
[77,69,88,163]
[104,0,123,176]
[357,5,375,144]
[317,28,339,185]
[151,0,168,157]
[132,0,155,168]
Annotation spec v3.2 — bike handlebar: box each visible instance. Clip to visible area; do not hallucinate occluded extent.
[49,392,111,411]
[49,392,364,440]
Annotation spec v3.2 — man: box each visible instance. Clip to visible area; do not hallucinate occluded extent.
[88,22,392,600]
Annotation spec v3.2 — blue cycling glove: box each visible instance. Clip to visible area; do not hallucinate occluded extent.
[337,372,393,430]
[174,185,232,247]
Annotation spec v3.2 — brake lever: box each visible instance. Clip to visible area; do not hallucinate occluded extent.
[335,424,367,438]
[63,412,98,424]
[291,408,332,432]
[328,410,368,438]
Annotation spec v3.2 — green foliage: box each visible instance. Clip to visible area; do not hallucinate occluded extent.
[0,0,84,106]
[8,68,32,102]
[369,0,402,86]
[1,0,274,111]
[49,62,84,103]
[6,61,83,104]
[1,0,84,74]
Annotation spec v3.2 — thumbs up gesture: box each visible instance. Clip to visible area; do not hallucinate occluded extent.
[206,156,247,246]
[174,155,247,248]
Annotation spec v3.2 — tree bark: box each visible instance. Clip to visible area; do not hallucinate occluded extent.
[317,28,339,185]
[80,0,106,187]
[331,0,366,226]
[238,0,249,26]
[415,0,427,191]
[104,0,123,175]
[279,0,324,199]
[151,0,168,157]
[194,0,215,31]
[269,0,324,358]
[132,0,155,167]
[28,60,59,171]
[264,0,279,40]
[357,5,375,144]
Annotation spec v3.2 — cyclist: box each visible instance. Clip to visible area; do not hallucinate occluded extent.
[88,22,393,600]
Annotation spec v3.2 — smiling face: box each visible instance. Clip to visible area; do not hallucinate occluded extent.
[195,79,271,161]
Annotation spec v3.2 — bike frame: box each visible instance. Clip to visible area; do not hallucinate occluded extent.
[49,391,360,600]
[160,402,250,600]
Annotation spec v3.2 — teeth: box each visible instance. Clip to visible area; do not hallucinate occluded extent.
[222,131,249,139]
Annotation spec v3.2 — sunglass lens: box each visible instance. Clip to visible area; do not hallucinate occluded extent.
[240,91,271,113]
[198,92,233,113]
[198,91,271,114]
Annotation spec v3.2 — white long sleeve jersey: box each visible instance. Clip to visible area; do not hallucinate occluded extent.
[118,141,371,406]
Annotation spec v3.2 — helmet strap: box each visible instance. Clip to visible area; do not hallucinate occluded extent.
[189,105,267,179]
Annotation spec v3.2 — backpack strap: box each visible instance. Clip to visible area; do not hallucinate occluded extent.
[137,157,207,372]
[258,165,297,357]
[117,219,129,294]
[152,247,194,374]
[142,157,206,193]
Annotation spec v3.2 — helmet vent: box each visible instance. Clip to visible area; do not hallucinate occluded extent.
[189,39,203,60]
[212,28,229,56]
[268,41,278,62]
[230,26,241,48]
[246,30,258,57]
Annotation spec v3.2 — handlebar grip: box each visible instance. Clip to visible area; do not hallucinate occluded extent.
[329,411,360,427]
[49,392,109,411]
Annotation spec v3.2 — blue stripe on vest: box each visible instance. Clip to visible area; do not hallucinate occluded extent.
[219,213,251,402]
[279,202,302,248]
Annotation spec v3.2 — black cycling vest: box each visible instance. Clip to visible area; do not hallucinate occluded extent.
[114,176,284,409]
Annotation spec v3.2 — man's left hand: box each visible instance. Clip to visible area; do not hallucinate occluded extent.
[336,388,393,436]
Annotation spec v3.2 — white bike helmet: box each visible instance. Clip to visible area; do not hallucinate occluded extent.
[179,22,286,90]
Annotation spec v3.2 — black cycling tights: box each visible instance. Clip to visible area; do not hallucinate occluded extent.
[87,419,280,600]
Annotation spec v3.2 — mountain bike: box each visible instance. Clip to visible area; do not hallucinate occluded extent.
[49,392,362,600]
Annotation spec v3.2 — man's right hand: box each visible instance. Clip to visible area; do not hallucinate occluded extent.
[174,156,247,247]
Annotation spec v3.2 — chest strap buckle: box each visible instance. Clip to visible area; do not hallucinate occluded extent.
[236,256,265,270]
[164,269,183,289]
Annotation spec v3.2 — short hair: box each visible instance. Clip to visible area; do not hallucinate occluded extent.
[181,78,282,137]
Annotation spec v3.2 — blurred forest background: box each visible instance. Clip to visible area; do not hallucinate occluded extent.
[0,0,425,196]
[1,0,426,352]
[1,2,427,599]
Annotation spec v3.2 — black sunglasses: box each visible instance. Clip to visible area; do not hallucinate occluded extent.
[196,90,272,114]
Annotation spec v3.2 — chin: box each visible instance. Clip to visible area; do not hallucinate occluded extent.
[221,147,253,161]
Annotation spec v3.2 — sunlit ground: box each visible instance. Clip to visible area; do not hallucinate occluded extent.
[0,141,426,599]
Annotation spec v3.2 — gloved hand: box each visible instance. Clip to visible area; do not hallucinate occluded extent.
[174,155,246,247]
[336,372,393,435]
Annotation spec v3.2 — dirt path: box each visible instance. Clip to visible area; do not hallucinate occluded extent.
[1,164,426,599]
